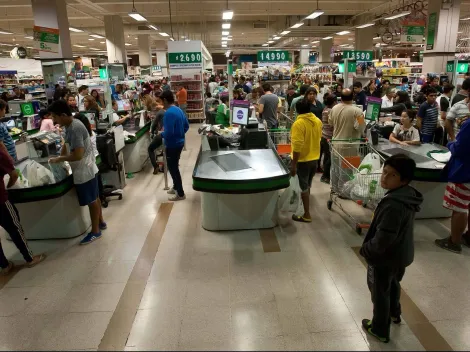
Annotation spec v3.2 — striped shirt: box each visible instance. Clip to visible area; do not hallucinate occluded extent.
[418,101,439,136]
[447,100,470,137]
[321,107,334,139]
[0,123,16,161]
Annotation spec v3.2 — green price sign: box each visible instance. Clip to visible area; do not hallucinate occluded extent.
[343,50,373,61]
[99,68,108,79]
[168,52,202,69]
[446,61,454,73]
[458,62,469,73]
[427,13,437,50]
[257,51,290,64]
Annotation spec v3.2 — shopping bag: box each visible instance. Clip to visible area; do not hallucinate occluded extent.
[279,175,304,215]
[359,152,381,174]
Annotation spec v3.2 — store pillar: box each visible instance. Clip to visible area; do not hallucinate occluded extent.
[319,39,333,63]
[422,0,461,73]
[31,0,73,59]
[104,15,127,64]
[299,50,309,64]
[138,34,152,66]
[355,28,374,51]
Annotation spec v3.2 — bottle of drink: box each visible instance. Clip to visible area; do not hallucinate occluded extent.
[369,180,378,196]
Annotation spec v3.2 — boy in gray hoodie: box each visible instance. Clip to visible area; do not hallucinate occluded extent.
[360,154,423,343]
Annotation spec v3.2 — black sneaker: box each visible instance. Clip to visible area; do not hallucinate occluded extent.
[320,177,330,184]
[462,232,470,248]
[391,316,401,324]
[434,237,462,254]
[361,319,390,343]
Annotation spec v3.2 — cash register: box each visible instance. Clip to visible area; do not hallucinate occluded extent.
[29,131,61,157]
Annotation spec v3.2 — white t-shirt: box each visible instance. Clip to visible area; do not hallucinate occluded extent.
[76,94,86,112]
[381,96,394,108]
[91,131,99,157]
[392,124,420,142]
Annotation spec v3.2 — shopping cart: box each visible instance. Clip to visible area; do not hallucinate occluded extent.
[278,112,294,130]
[268,129,291,155]
[327,139,386,235]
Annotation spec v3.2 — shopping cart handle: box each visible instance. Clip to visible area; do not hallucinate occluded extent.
[329,138,368,143]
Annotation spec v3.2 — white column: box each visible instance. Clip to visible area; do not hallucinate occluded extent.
[138,34,151,66]
[156,51,168,76]
[299,49,309,64]
[104,15,127,64]
[31,0,73,59]
[355,28,374,51]
[423,0,461,73]
[319,39,333,63]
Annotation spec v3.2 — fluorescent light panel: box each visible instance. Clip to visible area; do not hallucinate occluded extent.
[222,44,227,47]
[356,23,374,28]
[0,30,13,35]
[461,17,470,20]
[305,11,324,19]
[336,30,350,35]
[384,11,410,20]
[291,22,304,29]
[125,43,132,46]
[280,30,291,35]
[69,27,83,32]
[273,36,281,40]
[148,25,159,31]
[89,34,104,39]
[24,36,33,39]
[222,31,230,35]
[221,41,227,45]
[159,32,169,37]
[267,40,274,43]
[222,23,231,29]
[322,36,333,40]
[128,12,147,21]
[301,44,308,47]
[222,10,234,20]
[74,44,86,48]
[311,40,320,44]
[262,43,268,46]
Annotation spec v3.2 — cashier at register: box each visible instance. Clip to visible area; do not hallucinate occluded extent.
[111,100,130,126]
[389,110,421,146]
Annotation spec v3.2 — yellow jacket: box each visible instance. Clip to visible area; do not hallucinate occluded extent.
[291,112,322,162]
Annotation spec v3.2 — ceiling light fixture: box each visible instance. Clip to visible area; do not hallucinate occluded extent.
[90,48,100,51]
[100,41,105,44]
[306,10,324,20]
[222,23,231,29]
[185,39,190,41]
[384,11,410,20]
[267,40,275,44]
[89,34,105,39]
[24,36,33,39]
[336,31,350,35]
[340,44,349,47]
[69,27,84,33]
[273,36,281,40]
[73,44,86,48]
[0,30,13,35]
[311,40,320,44]
[148,25,159,31]
[125,43,132,46]
[170,38,175,41]
[88,38,94,41]
[26,46,33,49]
[128,0,147,21]
[222,10,234,20]
[159,32,170,37]
[262,43,268,46]
[291,22,304,29]
[356,23,374,28]
[461,37,470,40]
[280,30,291,35]
[373,35,381,39]
[301,44,308,47]
[221,41,227,45]
[222,44,227,47]
[322,36,333,40]
[222,31,230,36]
[460,17,470,20]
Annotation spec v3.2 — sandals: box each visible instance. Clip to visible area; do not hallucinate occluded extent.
[26,254,47,268]
[292,214,312,223]
[0,261,14,275]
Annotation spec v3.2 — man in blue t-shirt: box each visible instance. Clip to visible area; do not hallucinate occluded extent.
[417,88,439,143]
[160,90,189,201]
[0,100,17,161]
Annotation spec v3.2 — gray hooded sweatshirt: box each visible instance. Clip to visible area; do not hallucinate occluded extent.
[360,185,423,268]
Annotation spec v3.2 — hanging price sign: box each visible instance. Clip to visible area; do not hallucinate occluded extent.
[168,52,202,69]
[257,51,290,66]
[342,50,373,61]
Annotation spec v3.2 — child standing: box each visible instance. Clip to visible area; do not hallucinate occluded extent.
[360,154,423,343]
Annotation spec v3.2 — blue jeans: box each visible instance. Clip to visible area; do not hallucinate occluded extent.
[421,133,434,143]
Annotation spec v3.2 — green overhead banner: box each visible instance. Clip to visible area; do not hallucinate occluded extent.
[426,13,437,50]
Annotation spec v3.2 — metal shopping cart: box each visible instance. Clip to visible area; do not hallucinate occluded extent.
[327,139,386,235]
[268,129,291,155]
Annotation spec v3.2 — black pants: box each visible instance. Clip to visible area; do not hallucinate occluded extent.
[148,134,163,169]
[367,264,406,338]
[320,137,331,179]
[166,146,184,197]
[0,201,33,268]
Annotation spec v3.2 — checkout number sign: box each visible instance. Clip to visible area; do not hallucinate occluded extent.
[168,52,202,69]
[343,50,373,61]
[257,51,290,65]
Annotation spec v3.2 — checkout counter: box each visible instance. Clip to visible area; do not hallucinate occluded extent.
[192,114,290,231]
[373,138,451,219]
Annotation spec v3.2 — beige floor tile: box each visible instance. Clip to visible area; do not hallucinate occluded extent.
[284,333,315,351]
[433,319,470,351]
[231,336,286,351]
[189,252,230,280]
[230,273,275,304]
[184,277,230,308]
[310,329,369,350]
[360,324,425,351]
[138,279,187,311]
[87,260,135,284]
[0,314,55,350]
[24,284,73,315]
[178,337,232,351]
[0,286,36,316]
[67,283,126,313]
[179,306,231,344]
[231,301,283,340]
[276,297,310,336]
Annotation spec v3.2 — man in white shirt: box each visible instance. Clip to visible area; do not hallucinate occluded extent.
[76,85,89,112]
[381,88,395,108]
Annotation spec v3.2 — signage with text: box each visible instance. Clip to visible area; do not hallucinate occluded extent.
[342,50,373,61]
[33,26,60,53]
[447,61,469,73]
[426,13,437,50]
[401,26,425,43]
[257,51,290,65]
[168,52,202,69]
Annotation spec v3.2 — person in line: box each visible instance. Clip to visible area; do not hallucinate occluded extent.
[451,78,470,106]
[148,98,166,175]
[176,85,188,117]
[76,85,89,112]
[48,100,106,245]
[112,84,123,100]
[11,87,24,100]
[364,79,381,98]
[320,94,336,184]
[399,77,409,92]
[215,95,230,127]
[208,76,219,96]
[233,89,244,101]
[286,85,300,112]
[152,83,163,98]
[91,89,105,108]
[74,113,99,158]
[0,100,17,161]
[305,87,324,120]
[290,100,323,223]
[360,154,423,343]
[381,88,395,108]
[235,76,251,94]
[381,91,412,117]
[245,87,261,105]
[380,80,391,97]
[435,116,470,253]
[66,94,79,114]
[335,84,343,96]
[389,111,421,146]
[258,83,279,129]
[245,77,253,90]
[111,100,130,126]
[160,90,189,201]
[161,79,171,91]
[290,84,310,121]
[445,96,469,142]
[353,81,367,110]
[438,85,454,123]
[38,109,57,132]
[417,87,439,143]
[0,147,46,275]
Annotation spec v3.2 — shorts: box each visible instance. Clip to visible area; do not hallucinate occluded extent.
[297,160,318,193]
[443,182,470,213]
[75,175,99,206]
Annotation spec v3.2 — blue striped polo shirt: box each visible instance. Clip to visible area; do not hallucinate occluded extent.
[0,123,17,161]
[418,101,439,136]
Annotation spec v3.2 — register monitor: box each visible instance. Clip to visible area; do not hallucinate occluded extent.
[117,99,132,111]
[365,96,381,121]
[231,100,250,126]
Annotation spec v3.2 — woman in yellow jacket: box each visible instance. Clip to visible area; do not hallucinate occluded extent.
[290,99,323,223]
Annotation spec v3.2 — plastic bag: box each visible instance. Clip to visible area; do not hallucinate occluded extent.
[26,161,55,187]
[359,153,381,174]
[279,175,304,216]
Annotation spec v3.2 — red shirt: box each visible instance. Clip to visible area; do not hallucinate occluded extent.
[0,147,14,204]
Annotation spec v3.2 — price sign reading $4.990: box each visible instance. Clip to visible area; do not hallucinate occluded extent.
[342,50,373,61]
[257,51,289,64]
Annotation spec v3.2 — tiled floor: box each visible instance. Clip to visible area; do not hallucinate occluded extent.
[1,125,470,350]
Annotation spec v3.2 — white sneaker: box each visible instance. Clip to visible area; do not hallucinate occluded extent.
[168,194,186,201]
[167,188,176,195]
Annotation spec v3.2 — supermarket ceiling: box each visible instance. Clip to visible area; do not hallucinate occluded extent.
[0,0,470,57]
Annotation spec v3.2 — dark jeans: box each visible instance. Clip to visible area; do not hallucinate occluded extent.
[367,264,406,338]
[148,134,163,169]
[320,137,331,179]
[166,146,184,197]
[0,201,33,268]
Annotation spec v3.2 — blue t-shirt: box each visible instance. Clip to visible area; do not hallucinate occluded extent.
[418,101,439,137]
[161,105,189,149]
[0,123,16,161]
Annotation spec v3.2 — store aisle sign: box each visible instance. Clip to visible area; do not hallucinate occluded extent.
[426,13,437,50]
[401,26,425,43]
[99,68,108,79]
[33,26,60,53]
[447,61,469,73]
[342,51,373,61]
[168,52,202,69]
[338,61,356,74]
[257,51,290,65]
